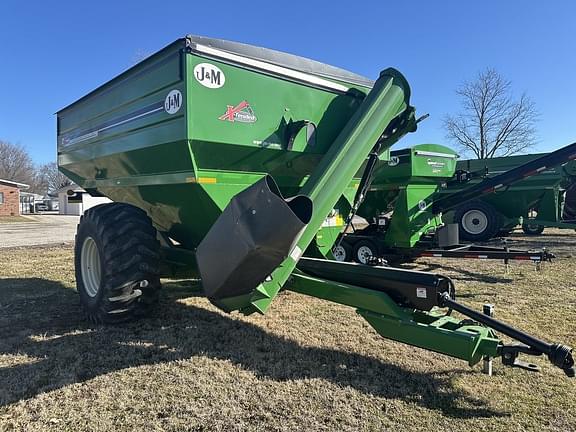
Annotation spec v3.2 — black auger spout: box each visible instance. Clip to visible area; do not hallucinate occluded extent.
[438,292,575,377]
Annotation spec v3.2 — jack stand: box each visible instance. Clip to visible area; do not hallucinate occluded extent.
[483,303,495,376]
[503,240,510,274]
[536,248,547,272]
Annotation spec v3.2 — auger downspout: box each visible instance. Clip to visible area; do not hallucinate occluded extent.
[215,69,416,314]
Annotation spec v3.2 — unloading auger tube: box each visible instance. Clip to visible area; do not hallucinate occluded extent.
[197,68,417,314]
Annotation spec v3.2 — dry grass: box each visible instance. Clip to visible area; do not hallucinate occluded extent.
[0,216,32,224]
[0,231,575,431]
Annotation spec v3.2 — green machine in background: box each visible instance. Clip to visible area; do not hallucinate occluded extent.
[445,152,576,241]
[58,35,574,378]
[333,143,575,264]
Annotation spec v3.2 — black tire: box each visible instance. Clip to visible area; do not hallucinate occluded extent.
[454,201,501,242]
[75,203,161,324]
[332,241,352,262]
[352,239,378,264]
[522,223,545,235]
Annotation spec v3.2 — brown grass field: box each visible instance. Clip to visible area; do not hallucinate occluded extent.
[0,230,575,431]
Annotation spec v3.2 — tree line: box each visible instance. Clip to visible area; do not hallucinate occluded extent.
[0,140,71,195]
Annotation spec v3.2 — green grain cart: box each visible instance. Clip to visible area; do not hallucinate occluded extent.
[446,151,576,241]
[334,142,575,264]
[58,35,574,378]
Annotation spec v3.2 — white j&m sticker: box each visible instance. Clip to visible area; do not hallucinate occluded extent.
[416,287,427,298]
[164,90,182,114]
[194,63,225,88]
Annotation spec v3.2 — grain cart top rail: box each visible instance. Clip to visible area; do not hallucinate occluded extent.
[58,35,573,378]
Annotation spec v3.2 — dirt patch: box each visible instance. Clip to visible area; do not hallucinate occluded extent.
[0,240,575,431]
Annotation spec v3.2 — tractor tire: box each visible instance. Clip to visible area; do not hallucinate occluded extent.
[353,239,378,264]
[332,241,352,262]
[522,223,545,235]
[454,201,501,242]
[74,202,161,324]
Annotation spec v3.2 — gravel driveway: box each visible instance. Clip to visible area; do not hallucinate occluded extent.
[0,215,79,248]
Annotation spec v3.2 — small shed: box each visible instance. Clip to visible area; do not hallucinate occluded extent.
[58,185,111,215]
[0,179,29,216]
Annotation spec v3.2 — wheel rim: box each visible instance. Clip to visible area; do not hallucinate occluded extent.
[356,245,374,264]
[81,237,101,298]
[332,245,347,262]
[461,209,488,235]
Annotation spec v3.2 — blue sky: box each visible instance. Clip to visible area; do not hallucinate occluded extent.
[1,1,575,164]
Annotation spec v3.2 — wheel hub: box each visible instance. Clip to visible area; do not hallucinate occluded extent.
[357,245,374,264]
[81,237,101,297]
[461,209,488,235]
[332,245,347,261]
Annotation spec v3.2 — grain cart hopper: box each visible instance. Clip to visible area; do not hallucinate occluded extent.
[334,143,576,264]
[57,35,574,377]
[445,150,576,240]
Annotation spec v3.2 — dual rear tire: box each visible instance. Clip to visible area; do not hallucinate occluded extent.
[75,203,161,324]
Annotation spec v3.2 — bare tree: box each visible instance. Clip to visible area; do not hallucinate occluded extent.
[0,140,36,185]
[443,68,538,159]
[36,162,72,195]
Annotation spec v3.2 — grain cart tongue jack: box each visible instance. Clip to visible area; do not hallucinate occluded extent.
[57,36,573,377]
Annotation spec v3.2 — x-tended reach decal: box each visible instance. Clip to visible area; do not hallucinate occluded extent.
[218,101,257,123]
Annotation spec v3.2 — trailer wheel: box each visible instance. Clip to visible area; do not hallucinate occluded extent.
[353,240,378,264]
[75,203,161,324]
[522,223,545,235]
[454,201,501,242]
[332,241,352,262]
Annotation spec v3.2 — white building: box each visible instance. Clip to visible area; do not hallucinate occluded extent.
[58,185,111,215]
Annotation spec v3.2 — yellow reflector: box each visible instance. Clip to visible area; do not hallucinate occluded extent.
[198,177,217,184]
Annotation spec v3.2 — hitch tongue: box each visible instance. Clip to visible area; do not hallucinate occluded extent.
[438,293,575,377]
[501,345,541,373]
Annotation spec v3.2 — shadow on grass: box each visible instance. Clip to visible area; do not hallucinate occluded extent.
[402,261,514,284]
[0,278,507,419]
